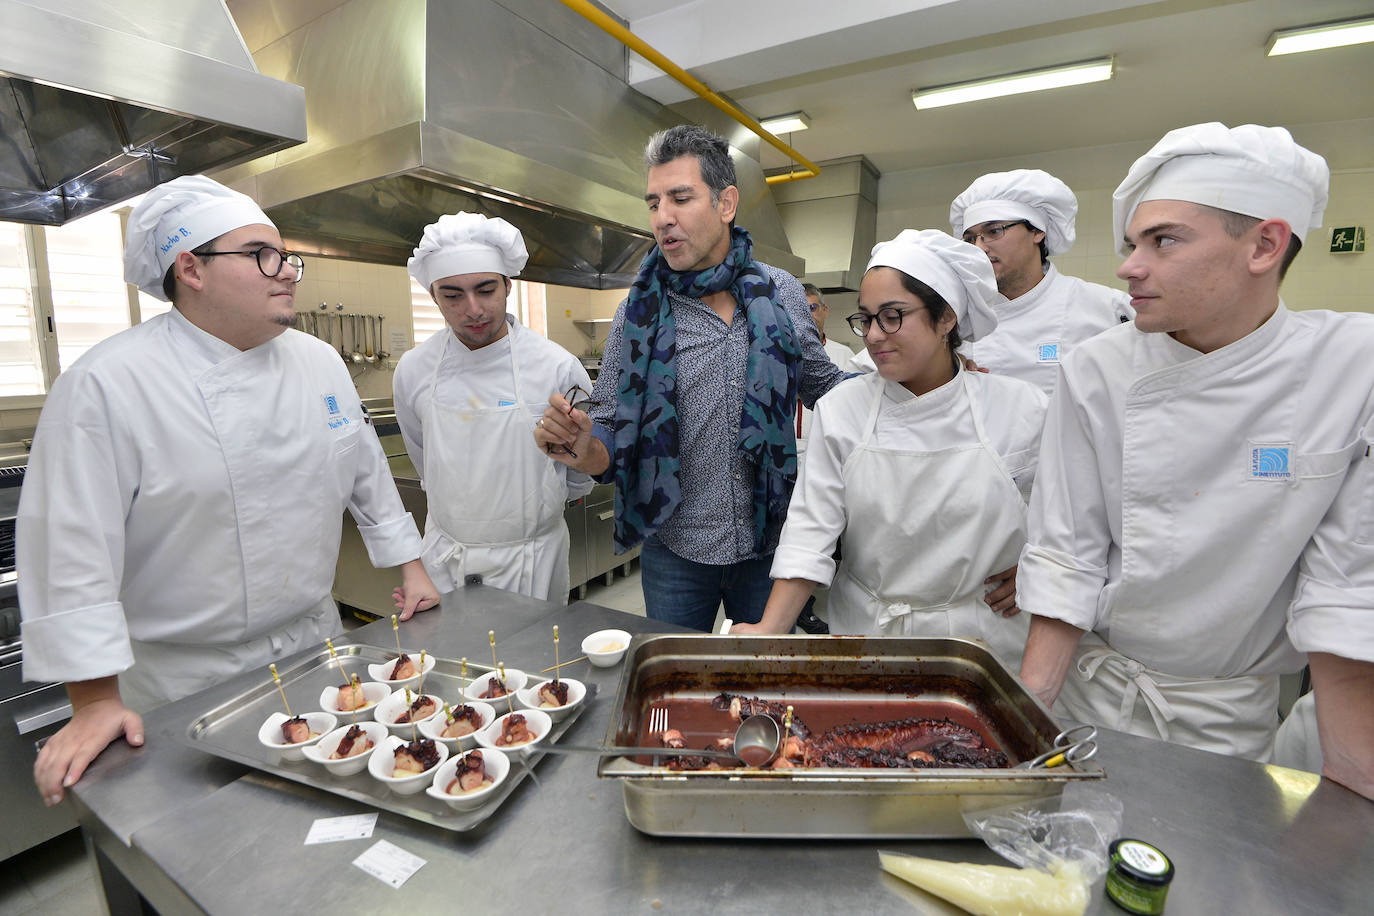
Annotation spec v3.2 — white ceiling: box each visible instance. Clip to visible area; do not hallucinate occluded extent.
[598,0,1374,176]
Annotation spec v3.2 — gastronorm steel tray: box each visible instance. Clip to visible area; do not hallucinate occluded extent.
[180,644,590,832]
[596,634,1103,838]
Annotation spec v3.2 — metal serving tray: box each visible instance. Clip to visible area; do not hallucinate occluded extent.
[181,644,589,832]
[596,634,1103,839]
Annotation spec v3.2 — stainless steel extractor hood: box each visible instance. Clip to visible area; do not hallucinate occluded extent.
[219,0,802,290]
[0,0,306,225]
[769,155,880,293]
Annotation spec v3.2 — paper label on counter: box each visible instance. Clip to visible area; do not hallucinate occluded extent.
[390,329,410,352]
[352,840,426,888]
[304,813,377,845]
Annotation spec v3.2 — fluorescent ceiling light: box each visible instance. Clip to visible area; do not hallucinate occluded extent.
[912,58,1114,111]
[1267,17,1374,56]
[759,111,810,134]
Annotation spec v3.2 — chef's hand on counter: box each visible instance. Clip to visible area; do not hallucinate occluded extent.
[733,578,817,635]
[983,564,1020,617]
[535,392,609,476]
[34,676,143,806]
[391,559,440,620]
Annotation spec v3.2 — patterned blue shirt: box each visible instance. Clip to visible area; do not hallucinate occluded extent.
[589,262,844,564]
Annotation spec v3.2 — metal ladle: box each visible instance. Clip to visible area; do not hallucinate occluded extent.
[536,714,781,766]
[364,315,376,362]
[348,315,364,364]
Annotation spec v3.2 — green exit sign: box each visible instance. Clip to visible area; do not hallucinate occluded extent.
[1330,226,1365,253]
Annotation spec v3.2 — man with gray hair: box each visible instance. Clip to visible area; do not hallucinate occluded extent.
[536,124,844,631]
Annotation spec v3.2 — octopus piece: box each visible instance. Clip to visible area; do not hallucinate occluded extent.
[442,705,483,738]
[394,695,437,724]
[537,680,570,708]
[660,728,687,749]
[478,677,509,700]
[280,716,313,745]
[330,724,373,759]
[448,751,492,795]
[710,693,813,738]
[495,713,537,747]
[389,652,417,681]
[392,738,440,775]
[335,682,369,712]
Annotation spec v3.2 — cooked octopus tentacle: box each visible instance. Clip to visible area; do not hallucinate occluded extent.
[709,693,813,738]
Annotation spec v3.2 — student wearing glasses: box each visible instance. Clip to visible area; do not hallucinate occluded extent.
[393,212,593,602]
[733,230,1047,665]
[949,170,1133,397]
[23,176,438,805]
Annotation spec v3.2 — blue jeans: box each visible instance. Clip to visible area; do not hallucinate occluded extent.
[640,536,773,632]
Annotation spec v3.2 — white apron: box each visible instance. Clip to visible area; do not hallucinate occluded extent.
[828,371,1031,667]
[1056,637,1280,761]
[1272,692,1323,774]
[421,333,568,600]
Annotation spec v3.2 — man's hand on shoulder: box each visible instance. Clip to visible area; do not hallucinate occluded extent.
[34,678,143,806]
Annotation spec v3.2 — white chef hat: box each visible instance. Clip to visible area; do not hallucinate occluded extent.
[866,229,1001,342]
[1112,123,1329,255]
[407,212,529,290]
[949,169,1078,255]
[123,175,274,301]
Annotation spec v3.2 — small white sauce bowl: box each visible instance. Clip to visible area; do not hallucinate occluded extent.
[463,669,528,704]
[581,629,631,667]
[515,678,586,722]
[257,711,336,762]
[318,680,390,719]
[418,701,496,752]
[475,708,552,758]
[367,734,450,795]
[374,691,444,733]
[301,721,389,776]
[365,651,437,691]
[425,747,511,810]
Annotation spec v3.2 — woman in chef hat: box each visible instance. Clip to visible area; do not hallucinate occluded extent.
[734,230,1047,666]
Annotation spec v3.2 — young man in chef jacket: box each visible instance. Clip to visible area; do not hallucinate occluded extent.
[20,176,439,806]
[1017,123,1374,800]
[948,169,1133,398]
[392,213,593,602]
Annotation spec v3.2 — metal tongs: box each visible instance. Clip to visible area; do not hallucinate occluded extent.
[1016,724,1098,769]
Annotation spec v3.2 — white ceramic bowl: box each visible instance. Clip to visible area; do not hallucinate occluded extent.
[475,708,552,758]
[318,680,390,719]
[463,669,528,704]
[257,711,336,762]
[425,747,511,811]
[418,701,496,752]
[365,650,437,691]
[581,629,631,667]
[301,721,389,776]
[367,734,450,795]
[515,678,586,721]
[374,691,444,733]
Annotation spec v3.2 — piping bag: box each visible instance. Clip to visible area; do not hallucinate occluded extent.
[879,786,1122,916]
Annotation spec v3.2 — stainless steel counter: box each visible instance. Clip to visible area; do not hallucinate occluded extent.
[69,589,1374,915]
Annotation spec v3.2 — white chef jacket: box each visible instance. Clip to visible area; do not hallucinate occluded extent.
[960,265,1133,398]
[392,317,593,586]
[843,346,875,374]
[19,308,422,701]
[773,368,1047,587]
[1019,305,1374,751]
[797,337,858,452]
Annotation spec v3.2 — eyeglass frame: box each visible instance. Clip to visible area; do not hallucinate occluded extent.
[960,220,1030,246]
[195,246,306,281]
[845,306,926,338]
[546,385,600,459]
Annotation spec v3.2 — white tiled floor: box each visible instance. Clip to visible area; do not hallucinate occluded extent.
[0,829,102,916]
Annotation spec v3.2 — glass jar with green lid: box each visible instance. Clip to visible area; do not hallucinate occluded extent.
[1105,838,1175,914]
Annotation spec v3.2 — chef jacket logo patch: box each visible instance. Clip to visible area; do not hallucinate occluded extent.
[1250,445,1291,480]
[1036,342,1060,363]
[324,394,351,430]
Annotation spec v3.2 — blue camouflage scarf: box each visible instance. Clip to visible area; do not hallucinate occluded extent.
[612,226,801,553]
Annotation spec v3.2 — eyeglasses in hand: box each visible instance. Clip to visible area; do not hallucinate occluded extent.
[197,246,306,281]
[960,220,1029,245]
[546,385,600,459]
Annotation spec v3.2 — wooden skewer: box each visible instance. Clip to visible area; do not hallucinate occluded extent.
[269,664,292,717]
[417,649,427,694]
[460,657,469,685]
[540,656,587,673]
[405,687,416,743]
[325,640,357,723]
[392,615,402,657]
[498,662,513,716]
[552,625,560,682]
[488,630,498,672]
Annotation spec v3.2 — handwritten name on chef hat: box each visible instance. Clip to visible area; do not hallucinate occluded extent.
[949,169,1078,256]
[123,175,274,301]
[1112,122,1330,256]
[407,213,530,291]
[865,229,1002,342]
